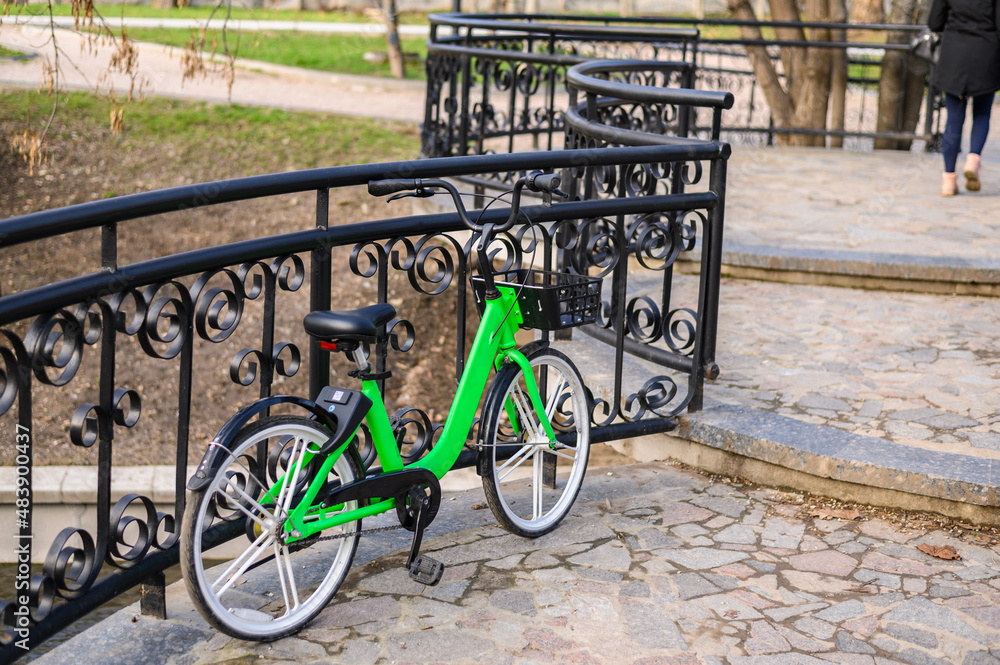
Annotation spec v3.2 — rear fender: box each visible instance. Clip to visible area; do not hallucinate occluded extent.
[187,392,370,491]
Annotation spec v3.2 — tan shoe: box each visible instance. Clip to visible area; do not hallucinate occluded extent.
[963,153,981,191]
[942,172,959,196]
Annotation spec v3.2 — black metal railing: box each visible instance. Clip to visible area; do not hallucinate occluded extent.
[423,13,940,156]
[0,132,728,659]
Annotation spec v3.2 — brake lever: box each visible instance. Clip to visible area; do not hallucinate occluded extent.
[541,188,570,207]
[387,188,434,203]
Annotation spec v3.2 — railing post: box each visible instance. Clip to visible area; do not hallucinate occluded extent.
[309,188,331,400]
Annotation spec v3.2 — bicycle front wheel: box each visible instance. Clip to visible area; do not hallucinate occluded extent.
[181,416,364,640]
[481,347,591,537]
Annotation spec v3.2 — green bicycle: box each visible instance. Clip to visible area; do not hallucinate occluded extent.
[180,172,600,640]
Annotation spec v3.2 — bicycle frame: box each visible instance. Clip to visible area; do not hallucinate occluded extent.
[278,279,558,541]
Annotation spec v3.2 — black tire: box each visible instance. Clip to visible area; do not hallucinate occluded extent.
[480,347,591,537]
[181,415,364,640]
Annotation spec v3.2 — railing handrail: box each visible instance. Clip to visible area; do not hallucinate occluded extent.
[429,12,926,34]
[429,13,701,40]
[0,145,724,249]
[567,60,735,110]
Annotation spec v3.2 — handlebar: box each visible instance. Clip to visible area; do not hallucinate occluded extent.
[367,171,568,299]
[366,179,419,197]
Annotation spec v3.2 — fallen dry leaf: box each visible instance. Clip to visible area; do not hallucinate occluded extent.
[917,543,961,560]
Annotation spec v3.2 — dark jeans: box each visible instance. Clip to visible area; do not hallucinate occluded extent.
[942,92,995,173]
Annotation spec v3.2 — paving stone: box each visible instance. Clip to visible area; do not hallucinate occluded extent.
[841,615,880,638]
[855,569,902,590]
[674,523,711,538]
[655,547,750,570]
[674,572,722,600]
[423,579,471,603]
[836,631,877,655]
[789,551,859,577]
[700,593,765,621]
[490,589,536,615]
[702,572,742,590]
[762,518,806,549]
[639,527,685,550]
[773,625,834,653]
[690,495,750,518]
[883,622,939,649]
[861,553,944,578]
[385,629,493,662]
[815,600,867,623]
[488,554,525,570]
[870,636,902,653]
[661,503,716,526]
[795,616,838,640]
[568,542,632,572]
[963,651,1000,665]
[575,566,624,582]
[338,639,381,665]
[622,598,689,649]
[896,648,952,665]
[956,565,999,581]
[882,596,988,645]
[716,524,759,545]
[313,596,401,629]
[763,601,830,622]
[745,620,792,655]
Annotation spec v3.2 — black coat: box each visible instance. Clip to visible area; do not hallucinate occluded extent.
[928,0,1000,96]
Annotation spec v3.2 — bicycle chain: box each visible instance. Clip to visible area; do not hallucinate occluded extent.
[308,522,405,544]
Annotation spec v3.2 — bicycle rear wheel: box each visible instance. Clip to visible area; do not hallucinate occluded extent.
[181,415,364,640]
[480,347,591,537]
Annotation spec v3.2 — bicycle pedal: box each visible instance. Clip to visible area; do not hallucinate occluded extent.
[408,555,444,586]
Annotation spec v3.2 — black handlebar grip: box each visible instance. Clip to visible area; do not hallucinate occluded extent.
[531,173,561,192]
[368,179,418,196]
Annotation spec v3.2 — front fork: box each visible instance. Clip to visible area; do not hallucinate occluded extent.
[497,348,558,446]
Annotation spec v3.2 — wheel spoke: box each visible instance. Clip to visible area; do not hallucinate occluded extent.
[546,446,577,462]
[211,530,274,597]
[544,373,568,423]
[497,441,536,481]
[532,448,543,519]
[215,477,274,526]
[511,386,539,440]
[274,542,300,614]
[277,437,307,517]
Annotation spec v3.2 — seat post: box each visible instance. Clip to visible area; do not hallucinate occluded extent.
[351,347,369,373]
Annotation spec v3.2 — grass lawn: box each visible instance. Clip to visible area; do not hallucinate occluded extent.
[2,88,421,199]
[124,27,428,78]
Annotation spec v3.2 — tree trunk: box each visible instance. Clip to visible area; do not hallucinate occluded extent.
[381,0,405,80]
[152,0,179,8]
[786,0,832,147]
[728,0,794,128]
[874,0,919,149]
[828,0,848,148]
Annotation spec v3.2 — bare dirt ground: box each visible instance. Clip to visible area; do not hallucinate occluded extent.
[0,109,633,470]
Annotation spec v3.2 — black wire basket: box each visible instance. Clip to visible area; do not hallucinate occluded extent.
[470,269,602,331]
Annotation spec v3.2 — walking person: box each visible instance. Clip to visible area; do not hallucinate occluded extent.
[928,0,1000,195]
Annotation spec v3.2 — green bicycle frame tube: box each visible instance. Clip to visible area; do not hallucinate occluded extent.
[281,284,558,540]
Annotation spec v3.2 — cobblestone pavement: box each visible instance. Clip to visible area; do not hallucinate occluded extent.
[44,464,1000,665]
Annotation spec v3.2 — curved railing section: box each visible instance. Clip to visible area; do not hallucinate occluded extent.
[422,13,939,156]
[0,142,729,661]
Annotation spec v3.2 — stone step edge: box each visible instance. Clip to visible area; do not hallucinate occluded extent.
[675,243,1000,296]
[660,402,999,525]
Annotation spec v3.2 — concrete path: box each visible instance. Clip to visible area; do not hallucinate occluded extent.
[35,463,1000,665]
[11,15,431,35]
[0,24,427,122]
